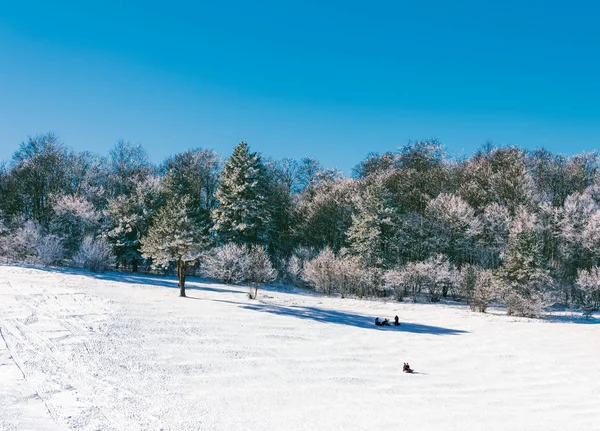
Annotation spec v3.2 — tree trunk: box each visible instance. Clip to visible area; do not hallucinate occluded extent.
[177,258,187,297]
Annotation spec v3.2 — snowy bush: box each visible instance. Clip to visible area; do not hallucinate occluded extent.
[302,247,337,295]
[471,270,498,313]
[576,267,600,317]
[458,265,498,312]
[201,243,251,284]
[12,219,43,261]
[458,264,478,303]
[201,243,275,297]
[383,255,458,302]
[73,236,114,273]
[336,253,382,298]
[285,255,303,284]
[247,245,277,299]
[501,286,543,318]
[35,235,65,266]
[383,268,408,301]
[282,246,317,286]
[302,248,381,298]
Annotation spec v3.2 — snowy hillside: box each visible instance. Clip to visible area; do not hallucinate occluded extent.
[1,265,598,431]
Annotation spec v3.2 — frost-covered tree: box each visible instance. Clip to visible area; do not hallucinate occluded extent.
[458,146,536,215]
[383,140,449,213]
[471,269,498,313]
[282,246,317,286]
[10,133,71,225]
[352,151,396,178]
[425,193,481,266]
[106,140,153,198]
[141,196,210,297]
[262,158,299,256]
[50,194,100,255]
[65,151,108,209]
[246,245,277,299]
[295,178,357,251]
[0,161,23,220]
[302,247,338,295]
[476,203,511,268]
[497,209,550,317]
[11,219,43,261]
[347,178,401,268]
[104,177,164,271]
[575,267,600,317]
[583,210,600,265]
[557,191,597,288]
[161,148,221,227]
[212,142,271,245]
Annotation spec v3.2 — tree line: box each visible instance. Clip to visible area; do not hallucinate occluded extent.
[1,133,599,316]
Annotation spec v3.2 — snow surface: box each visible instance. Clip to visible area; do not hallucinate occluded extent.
[1,265,599,431]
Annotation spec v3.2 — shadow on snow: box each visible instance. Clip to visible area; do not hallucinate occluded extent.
[239,302,468,335]
[11,264,242,295]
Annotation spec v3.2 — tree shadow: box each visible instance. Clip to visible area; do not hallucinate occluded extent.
[5,263,329,298]
[17,264,242,295]
[239,303,468,335]
[542,314,600,325]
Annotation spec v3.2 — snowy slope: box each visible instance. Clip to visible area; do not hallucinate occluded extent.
[0,265,598,431]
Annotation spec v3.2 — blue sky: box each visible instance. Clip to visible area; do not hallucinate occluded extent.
[1,0,599,173]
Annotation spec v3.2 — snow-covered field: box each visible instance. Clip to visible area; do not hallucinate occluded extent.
[0,265,598,431]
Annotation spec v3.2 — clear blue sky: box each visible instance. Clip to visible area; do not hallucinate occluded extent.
[1,0,599,173]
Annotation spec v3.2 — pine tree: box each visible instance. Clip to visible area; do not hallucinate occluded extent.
[104,177,164,272]
[347,179,400,268]
[141,196,209,297]
[212,142,271,245]
[497,209,550,317]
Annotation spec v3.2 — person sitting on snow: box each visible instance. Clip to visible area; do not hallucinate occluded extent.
[403,362,413,373]
[394,315,400,326]
[382,318,391,326]
[375,317,382,326]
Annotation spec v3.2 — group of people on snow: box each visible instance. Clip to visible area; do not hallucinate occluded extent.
[375,315,400,327]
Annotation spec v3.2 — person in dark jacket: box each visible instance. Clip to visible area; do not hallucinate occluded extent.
[394,315,400,326]
[375,317,381,326]
[403,363,413,373]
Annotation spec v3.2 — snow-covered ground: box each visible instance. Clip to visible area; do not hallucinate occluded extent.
[0,265,598,431]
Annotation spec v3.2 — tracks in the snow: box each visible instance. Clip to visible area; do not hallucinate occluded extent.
[0,278,129,430]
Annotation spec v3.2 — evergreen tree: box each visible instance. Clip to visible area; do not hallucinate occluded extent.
[141,196,209,297]
[161,148,221,228]
[497,209,550,317]
[347,178,400,268]
[104,177,164,271]
[212,142,271,245]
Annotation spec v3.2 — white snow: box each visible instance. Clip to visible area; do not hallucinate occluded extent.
[1,265,599,431]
